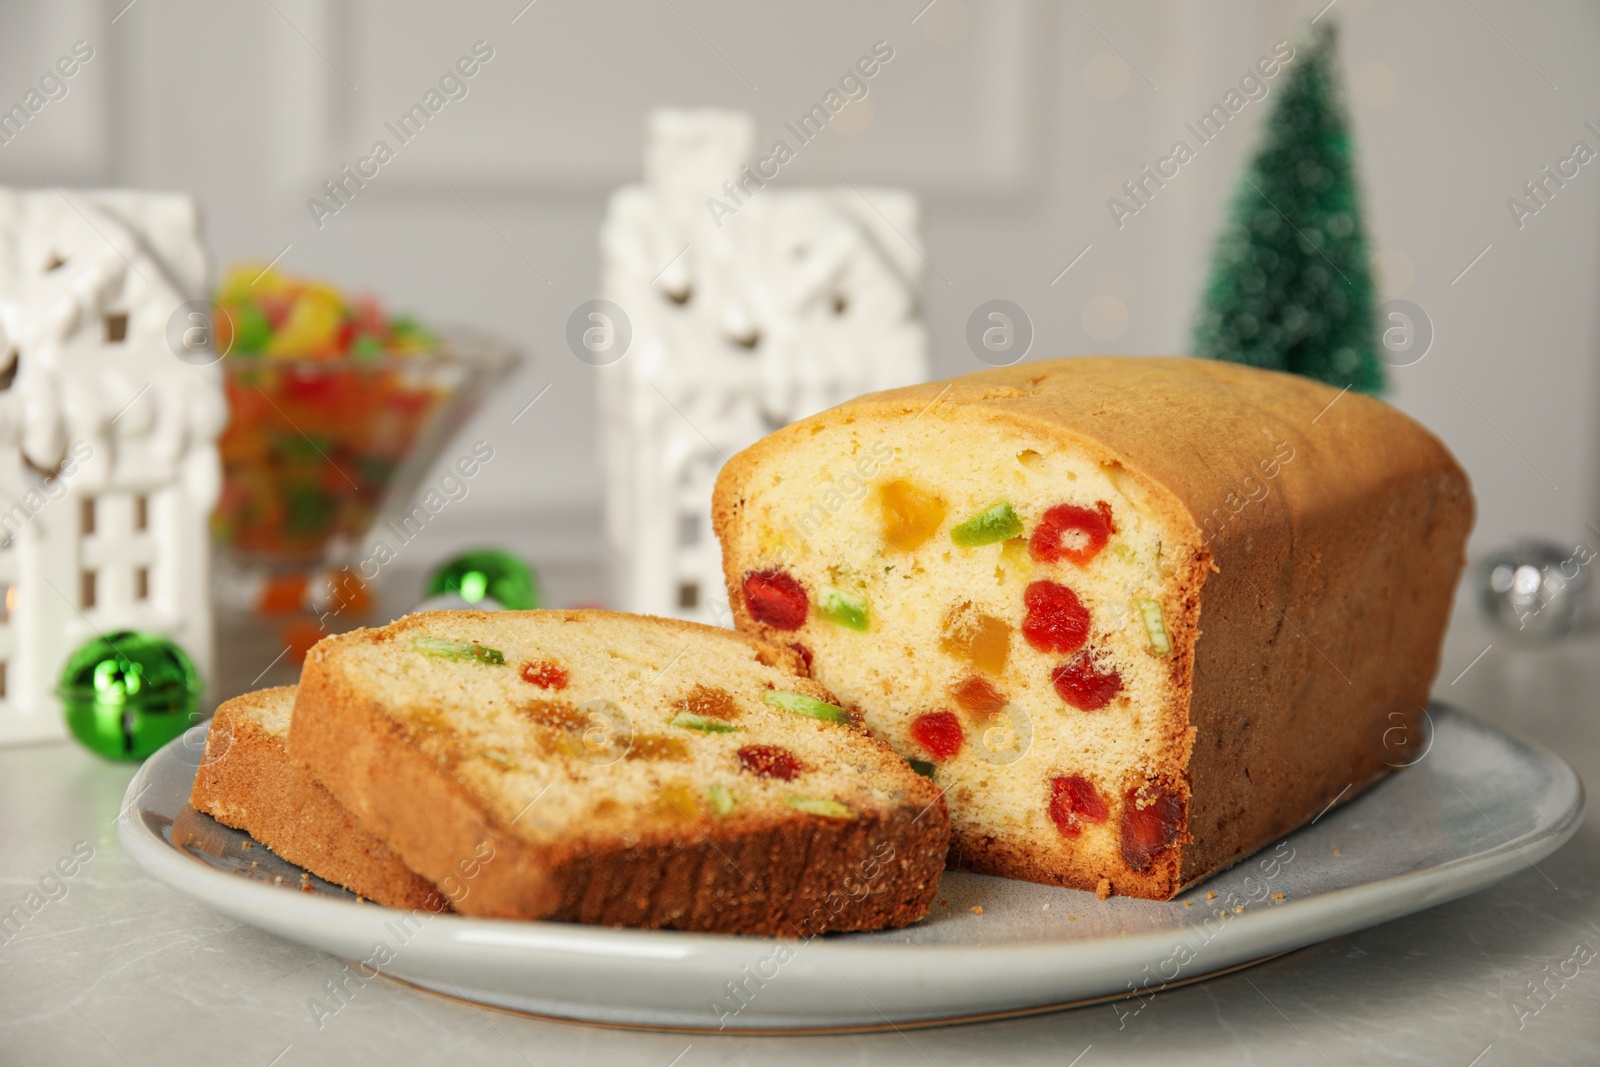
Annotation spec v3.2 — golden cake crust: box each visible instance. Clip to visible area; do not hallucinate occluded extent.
[713,357,1473,899]
[287,609,950,934]
[189,686,446,911]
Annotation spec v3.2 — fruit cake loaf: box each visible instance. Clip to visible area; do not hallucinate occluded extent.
[287,609,949,934]
[712,356,1473,900]
[190,687,446,910]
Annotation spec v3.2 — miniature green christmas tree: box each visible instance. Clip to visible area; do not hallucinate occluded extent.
[1191,23,1383,395]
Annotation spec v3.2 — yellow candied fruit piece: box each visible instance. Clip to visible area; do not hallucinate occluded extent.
[265,288,343,356]
[940,602,1012,675]
[1000,536,1034,576]
[655,784,701,821]
[878,479,947,551]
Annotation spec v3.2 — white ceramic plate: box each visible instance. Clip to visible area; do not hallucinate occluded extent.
[119,705,1582,1032]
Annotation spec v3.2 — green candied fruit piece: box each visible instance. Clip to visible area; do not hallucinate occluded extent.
[412,636,506,666]
[950,501,1024,547]
[670,712,742,734]
[1139,598,1171,656]
[906,757,936,779]
[818,586,870,632]
[786,795,858,820]
[708,783,738,815]
[232,303,273,354]
[763,690,850,723]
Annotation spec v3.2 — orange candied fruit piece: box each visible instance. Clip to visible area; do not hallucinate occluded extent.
[325,572,372,615]
[281,619,325,664]
[257,574,310,615]
[940,602,1012,674]
[676,683,739,722]
[952,675,1007,717]
[627,734,690,761]
[968,615,1011,674]
[877,479,948,551]
[520,699,587,730]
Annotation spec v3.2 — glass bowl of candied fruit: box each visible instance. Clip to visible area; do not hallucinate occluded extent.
[208,265,519,580]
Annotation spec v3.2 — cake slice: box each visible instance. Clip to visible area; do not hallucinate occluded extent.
[286,609,948,934]
[712,356,1473,900]
[190,687,446,911]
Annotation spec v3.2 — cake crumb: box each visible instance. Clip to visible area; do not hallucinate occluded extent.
[1096,878,1112,900]
[1068,915,1077,921]
[1334,849,1342,856]
[940,899,948,906]
[241,840,252,849]
[1271,892,1285,900]
[970,905,984,915]
[300,883,315,893]
[1042,903,1051,910]
[1206,891,1216,899]
[1233,905,1244,914]
[1183,901,1193,907]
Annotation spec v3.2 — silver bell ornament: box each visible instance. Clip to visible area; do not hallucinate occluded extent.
[1476,540,1592,644]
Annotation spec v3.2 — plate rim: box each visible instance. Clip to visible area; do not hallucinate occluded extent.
[116,704,1585,1027]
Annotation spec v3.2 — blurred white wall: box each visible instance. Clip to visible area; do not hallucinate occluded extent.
[3,0,1596,590]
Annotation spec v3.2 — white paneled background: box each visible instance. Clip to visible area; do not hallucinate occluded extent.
[3,0,1596,597]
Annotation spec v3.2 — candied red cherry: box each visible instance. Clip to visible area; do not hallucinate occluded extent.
[1121,785,1184,872]
[1051,651,1123,710]
[1021,580,1090,654]
[951,676,1007,717]
[910,710,964,761]
[738,744,803,781]
[1048,775,1110,839]
[1030,501,1115,566]
[743,570,809,630]
[520,660,569,689]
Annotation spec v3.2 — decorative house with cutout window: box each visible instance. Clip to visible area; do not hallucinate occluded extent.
[0,189,223,745]
[599,110,928,625]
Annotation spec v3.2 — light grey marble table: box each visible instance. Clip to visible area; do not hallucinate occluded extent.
[3,596,1596,1066]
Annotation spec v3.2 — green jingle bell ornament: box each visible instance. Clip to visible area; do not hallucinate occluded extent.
[425,549,540,611]
[59,632,203,761]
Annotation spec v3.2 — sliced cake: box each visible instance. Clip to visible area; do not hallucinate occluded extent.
[286,609,949,934]
[712,357,1473,900]
[190,686,446,911]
